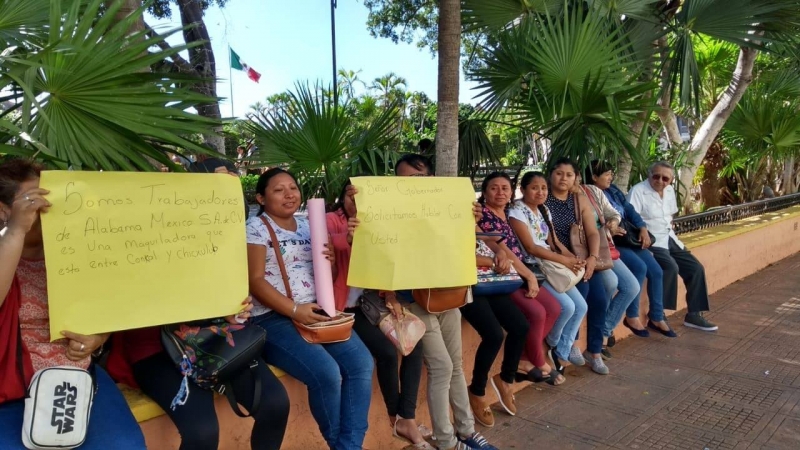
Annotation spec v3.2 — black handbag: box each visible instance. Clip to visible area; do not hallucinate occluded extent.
[358,290,390,326]
[161,318,266,417]
[613,219,656,249]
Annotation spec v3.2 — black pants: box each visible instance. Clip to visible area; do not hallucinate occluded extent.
[460,294,530,396]
[132,351,289,450]
[650,238,710,313]
[349,307,424,419]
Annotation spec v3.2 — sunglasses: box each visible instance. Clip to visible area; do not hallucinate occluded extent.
[651,174,672,183]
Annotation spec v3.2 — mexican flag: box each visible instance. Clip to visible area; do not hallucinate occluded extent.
[230,48,261,83]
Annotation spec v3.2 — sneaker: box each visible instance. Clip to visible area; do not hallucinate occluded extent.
[583,351,610,375]
[458,432,499,450]
[468,392,494,427]
[568,345,586,366]
[490,374,516,416]
[684,312,719,332]
[601,346,613,360]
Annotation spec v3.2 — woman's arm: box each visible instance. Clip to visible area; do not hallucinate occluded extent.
[476,255,494,268]
[580,199,601,280]
[247,244,296,317]
[509,218,571,265]
[592,186,621,227]
[0,227,24,305]
[247,244,329,324]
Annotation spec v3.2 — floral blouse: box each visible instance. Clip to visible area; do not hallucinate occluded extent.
[477,205,524,260]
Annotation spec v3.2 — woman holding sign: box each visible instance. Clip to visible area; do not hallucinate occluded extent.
[328,179,433,449]
[246,168,374,450]
[0,159,146,449]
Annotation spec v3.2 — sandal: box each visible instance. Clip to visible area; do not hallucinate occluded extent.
[549,347,565,374]
[393,417,435,449]
[514,367,551,383]
[545,369,566,386]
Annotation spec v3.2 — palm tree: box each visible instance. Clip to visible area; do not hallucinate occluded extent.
[245,82,401,204]
[435,0,461,176]
[370,72,407,107]
[1,0,221,170]
[468,6,654,169]
[408,91,431,132]
[463,0,800,200]
[338,69,365,100]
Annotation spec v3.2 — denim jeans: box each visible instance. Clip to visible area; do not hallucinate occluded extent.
[619,247,666,321]
[253,312,374,450]
[0,366,146,450]
[602,259,641,336]
[577,274,612,354]
[542,283,588,360]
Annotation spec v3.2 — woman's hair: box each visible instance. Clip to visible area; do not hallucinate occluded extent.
[585,160,614,185]
[395,153,433,175]
[255,167,299,215]
[547,157,579,177]
[331,178,353,215]
[478,171,513,205]
[518,171,556,239]
[0,159,43,206]
[519,171,546,190]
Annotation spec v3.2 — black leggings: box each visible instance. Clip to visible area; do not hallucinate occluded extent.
[132,351,289,450]
[349,307,424,419]
[460,294,530,396]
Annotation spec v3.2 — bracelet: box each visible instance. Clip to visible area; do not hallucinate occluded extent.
[291,303,298,318]
[588,255,598,260]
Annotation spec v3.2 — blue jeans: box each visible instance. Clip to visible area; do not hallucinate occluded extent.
[577,275,611,354]
[602,259,641,337]
[253,312,374,450]
[542,283,588,360]
[620,247,666,321]
[0,366,146,450]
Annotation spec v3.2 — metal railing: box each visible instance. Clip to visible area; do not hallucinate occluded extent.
[674,193,800,235]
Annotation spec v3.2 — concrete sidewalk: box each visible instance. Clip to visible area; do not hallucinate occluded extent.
[479,252,800,450]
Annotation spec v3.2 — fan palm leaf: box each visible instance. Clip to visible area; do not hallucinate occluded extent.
[245,82,400,204]
[1,0,222,170]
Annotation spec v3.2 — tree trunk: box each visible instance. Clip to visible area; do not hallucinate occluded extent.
[784,156,797,194]
[434,0,460,176]
[699,139,725,208]
[655,36,684,147]
[112,0,145,36]
[678,46,759,207]
[177,0,224,154]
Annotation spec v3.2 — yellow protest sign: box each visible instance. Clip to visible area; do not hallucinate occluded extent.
[39,171,248,340]
[347,176,477,290]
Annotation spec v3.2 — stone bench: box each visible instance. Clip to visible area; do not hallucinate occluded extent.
[125,205,800,449]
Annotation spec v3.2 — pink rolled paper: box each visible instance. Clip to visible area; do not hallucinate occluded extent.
[307,198,336,317]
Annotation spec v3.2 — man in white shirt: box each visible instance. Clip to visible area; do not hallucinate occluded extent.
[628,161,718,332]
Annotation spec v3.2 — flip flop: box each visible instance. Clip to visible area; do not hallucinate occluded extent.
[545,369,566,386]
[514,368,551,383]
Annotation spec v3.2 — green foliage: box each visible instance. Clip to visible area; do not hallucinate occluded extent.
[245,82,401,205]
[471,6,656,168]
[0,0,222,170]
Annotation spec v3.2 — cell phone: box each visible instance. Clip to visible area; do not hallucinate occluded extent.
[313,309,331,318]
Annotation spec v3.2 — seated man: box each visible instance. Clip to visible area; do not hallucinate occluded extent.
[627,161,718,332]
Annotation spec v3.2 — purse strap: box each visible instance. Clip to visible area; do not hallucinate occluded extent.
[259,215,293,299]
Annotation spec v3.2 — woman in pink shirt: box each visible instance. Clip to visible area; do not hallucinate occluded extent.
[327,179,432,449]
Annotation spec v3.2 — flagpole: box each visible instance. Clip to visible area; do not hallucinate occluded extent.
[229,47,235,118]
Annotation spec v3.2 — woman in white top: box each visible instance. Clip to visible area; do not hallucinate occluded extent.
[246,168,374,450]
[508,171,586,383]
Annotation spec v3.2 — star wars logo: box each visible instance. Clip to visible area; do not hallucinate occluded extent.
[50,382,78,434]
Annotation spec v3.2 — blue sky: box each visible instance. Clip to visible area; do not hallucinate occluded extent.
[147,0,479,118]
